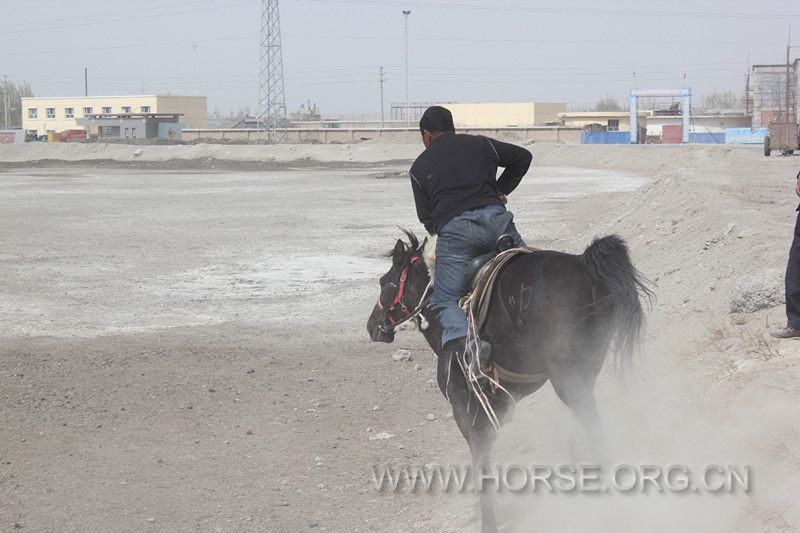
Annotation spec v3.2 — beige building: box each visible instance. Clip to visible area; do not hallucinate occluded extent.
[21,95,207,134]
[558,111,651,132]
[441,102,567,128]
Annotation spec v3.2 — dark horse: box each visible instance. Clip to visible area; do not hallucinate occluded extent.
[366,230,652,533]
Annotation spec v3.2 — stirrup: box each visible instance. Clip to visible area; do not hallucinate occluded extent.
[496,234,516,253]
[465,338,492,378]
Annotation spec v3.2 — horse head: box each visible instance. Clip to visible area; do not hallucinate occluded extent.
[366,230,431,343]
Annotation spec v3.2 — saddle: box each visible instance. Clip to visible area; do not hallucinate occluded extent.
[461,234,536,334]
[465,234,516,288]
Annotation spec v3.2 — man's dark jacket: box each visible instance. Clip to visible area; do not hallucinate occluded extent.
[409,132,532,234]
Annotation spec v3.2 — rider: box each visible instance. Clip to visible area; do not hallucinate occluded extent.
[409,105,532,385]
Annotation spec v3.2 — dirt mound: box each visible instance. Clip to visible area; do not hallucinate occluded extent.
[0,141,422,167]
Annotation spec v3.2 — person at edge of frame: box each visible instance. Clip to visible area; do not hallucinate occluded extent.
[771,168,800,338]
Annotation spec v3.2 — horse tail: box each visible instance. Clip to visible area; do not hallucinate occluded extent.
[580,235,653,366]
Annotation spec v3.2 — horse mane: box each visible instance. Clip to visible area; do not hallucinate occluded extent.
[386,228,420,263]
[400,228,419,252]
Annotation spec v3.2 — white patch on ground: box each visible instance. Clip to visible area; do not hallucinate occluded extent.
[157,255,383,300]
[0,253,388,338]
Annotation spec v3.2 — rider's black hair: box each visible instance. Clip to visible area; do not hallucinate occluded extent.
[419,106,455,134]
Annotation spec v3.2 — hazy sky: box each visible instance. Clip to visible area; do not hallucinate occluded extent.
[2,0,798,117]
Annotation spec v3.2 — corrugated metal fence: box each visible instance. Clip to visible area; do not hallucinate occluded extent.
[580,131,630,144]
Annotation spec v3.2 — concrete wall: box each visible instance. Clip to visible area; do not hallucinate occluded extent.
[0,129,25,144]
[21,95,207,133]
[559,112,648,132]
[688,132,725,144]
[181,127,583,144]
[441,102,567,127]
[158,123,184,140]
[725,127,768,144]
[646,114,751,136]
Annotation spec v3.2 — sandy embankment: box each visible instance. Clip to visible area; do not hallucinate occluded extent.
[0,137,777,171]
[0,141,423,166]
[540,144,800,532]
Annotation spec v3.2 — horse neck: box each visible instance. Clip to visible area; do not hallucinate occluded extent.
[419,306,443,355]
[408,261,443,355]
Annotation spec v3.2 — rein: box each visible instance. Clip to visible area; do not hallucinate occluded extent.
[377,255,433,332]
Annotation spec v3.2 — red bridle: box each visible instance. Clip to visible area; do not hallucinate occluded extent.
[377,256,420,326]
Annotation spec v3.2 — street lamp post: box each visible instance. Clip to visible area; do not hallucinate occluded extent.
[2,76,9,129]
[402,10,411,126]
[379,66,386,129]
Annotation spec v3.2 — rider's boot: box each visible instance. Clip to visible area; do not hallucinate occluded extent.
[444,336,493,393]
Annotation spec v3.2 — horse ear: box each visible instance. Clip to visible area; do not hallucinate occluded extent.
[392,239,406,269]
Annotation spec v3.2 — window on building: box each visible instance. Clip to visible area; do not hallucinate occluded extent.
[132,127,137,139]
[83,107,93,117]
[102,106,112,114]
[607,119,620,132]
[65,108,74,118]
[141,106,151,113]
[46,108,55,119]
[28,108,38,119]
[122,106,132,114]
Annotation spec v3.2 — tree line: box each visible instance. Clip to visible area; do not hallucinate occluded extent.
[1,80,34,129]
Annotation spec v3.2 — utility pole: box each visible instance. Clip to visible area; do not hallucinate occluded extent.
[745,70,751,118]
[402,10,411,126]
[744,52,751,119]
[379,66,386,129]
[192,44,198,96]
[2,75,9,129]
[786,27,792,121]
[84,67,88,96]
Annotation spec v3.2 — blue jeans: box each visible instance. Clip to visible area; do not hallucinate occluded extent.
[432,204,525,348]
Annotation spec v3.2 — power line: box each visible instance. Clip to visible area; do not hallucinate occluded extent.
[0,0,225,30]
[300,0,800,20]
[281,33,784,47]
[5,60,753,83]
[2,35,258,58]
[1,31,783,58]
[0,1,253,36]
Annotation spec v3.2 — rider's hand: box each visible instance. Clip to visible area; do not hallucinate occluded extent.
[497,192,508,205]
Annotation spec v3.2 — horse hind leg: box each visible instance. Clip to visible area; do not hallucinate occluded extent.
[464,418,500,533]
[551,373,609,466]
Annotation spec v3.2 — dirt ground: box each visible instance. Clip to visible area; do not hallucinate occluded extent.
[1,143,799,532]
